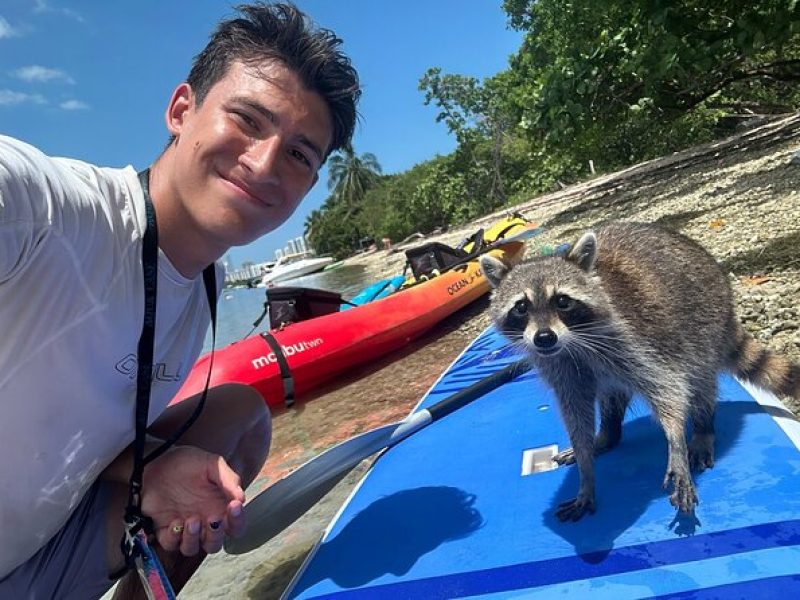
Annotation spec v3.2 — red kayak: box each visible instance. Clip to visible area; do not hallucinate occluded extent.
[174,218,538,410]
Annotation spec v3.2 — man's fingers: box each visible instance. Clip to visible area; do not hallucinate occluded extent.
[157,519,184,552]
[202,517,226,554]
[209,456,245,503]
[179,517,202,556]
[225,500,246,538]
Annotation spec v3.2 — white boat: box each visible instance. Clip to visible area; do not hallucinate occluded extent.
[259,252,335,285]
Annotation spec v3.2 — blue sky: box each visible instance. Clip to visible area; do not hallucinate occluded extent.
[0,1,523,268]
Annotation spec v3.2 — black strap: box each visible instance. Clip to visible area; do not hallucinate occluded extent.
[123,168,218,564]
[260,331,295,408]
[144,266,217,465]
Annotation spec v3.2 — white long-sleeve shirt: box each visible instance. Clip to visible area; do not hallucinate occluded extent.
[0,135,218,578]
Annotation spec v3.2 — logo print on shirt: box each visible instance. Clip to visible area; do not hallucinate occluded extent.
[114,353,183,382]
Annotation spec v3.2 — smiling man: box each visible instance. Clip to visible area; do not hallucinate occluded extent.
[0,3,359,599]
[152,59,334,277]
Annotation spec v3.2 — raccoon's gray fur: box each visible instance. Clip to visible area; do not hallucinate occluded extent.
[481,222,800,521]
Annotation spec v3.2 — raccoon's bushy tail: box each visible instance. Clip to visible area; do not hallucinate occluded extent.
[728,325,800,398]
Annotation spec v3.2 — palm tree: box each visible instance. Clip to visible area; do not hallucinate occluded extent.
[327,143,382,217]
[303,208,322,237]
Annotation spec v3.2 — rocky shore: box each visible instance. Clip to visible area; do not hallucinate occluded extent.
[176,113,800,598]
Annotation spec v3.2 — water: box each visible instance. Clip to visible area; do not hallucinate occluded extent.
[202,264,375,352]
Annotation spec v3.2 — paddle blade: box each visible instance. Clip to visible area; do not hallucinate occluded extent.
[225,422,399,554]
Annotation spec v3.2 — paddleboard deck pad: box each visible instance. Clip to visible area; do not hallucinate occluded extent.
[285,327,800,599]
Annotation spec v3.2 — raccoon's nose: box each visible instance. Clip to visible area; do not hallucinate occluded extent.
[534,329,558,348]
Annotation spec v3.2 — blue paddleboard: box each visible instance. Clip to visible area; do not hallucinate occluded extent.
[285,327,800,599]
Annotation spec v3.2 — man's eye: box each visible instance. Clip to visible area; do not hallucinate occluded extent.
[235,111,258,129]
[290,148,312,168]
[555,294,574,311]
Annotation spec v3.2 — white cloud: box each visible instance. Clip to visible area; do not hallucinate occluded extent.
[59,99,89,111]
[13,65,75,85]
[32,1,85,24]
[0,16,19,39]
[0,90,47,106]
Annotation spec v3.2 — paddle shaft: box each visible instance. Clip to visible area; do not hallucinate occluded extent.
[225,356,533,553]
[427,359,531,421]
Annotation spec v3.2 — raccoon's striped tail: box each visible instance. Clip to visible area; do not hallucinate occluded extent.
[729,325,800,398]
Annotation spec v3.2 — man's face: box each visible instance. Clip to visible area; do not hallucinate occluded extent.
[166,60,333,249]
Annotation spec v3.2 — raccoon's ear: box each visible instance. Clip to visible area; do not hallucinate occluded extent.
[480,255,509,288]
[567,232,598,272]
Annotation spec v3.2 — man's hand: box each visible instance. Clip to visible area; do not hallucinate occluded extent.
[140,445,246,555]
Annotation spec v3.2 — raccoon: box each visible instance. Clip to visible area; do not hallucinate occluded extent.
[481,222,800,521]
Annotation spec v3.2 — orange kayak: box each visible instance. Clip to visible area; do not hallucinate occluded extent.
[174,218,539,410]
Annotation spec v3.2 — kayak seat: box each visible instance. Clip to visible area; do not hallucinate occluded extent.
[405,241,473,282]
[266,286,344,329]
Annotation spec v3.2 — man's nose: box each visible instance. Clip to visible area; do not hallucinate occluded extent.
[241,136,281,182]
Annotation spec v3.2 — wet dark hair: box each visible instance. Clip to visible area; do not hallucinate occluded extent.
[183,2,360,157]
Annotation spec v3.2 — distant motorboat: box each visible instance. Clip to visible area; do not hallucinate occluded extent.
[259,252,335,285]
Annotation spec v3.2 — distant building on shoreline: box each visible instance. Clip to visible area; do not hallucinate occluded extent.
[275,236,311,261]
[224,235,315,286]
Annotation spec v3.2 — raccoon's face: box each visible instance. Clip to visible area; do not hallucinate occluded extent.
[481,231,611,360]
[491,261,609,358]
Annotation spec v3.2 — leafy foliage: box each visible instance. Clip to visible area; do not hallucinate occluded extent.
[306,144,382,258]
[503,0,800,166]
[327,142,382,213]
[303,1,800,260]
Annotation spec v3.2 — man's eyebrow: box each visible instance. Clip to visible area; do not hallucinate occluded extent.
[231,96,325,163]
[232,96,275,123]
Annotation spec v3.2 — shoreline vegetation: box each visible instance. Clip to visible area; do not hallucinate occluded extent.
[305,1,800,267]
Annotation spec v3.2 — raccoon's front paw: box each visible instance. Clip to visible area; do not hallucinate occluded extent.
[688,433,715,472]
[553,447,576,466]
[663,470,698,514]
[555,493,596,522]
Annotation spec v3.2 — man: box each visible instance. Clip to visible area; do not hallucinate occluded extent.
[0,3,360,598]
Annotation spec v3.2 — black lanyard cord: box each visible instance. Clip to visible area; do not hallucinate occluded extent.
[124,168,218,555]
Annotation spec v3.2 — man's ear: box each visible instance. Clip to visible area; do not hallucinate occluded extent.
[566,231,598,272]
[480,255,510,288]
[165,83,194,138]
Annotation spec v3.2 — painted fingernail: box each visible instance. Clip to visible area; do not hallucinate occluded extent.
[188,521,201,535]
[171,524,184,534]
[230,505,242,518]
[209,520,222,530]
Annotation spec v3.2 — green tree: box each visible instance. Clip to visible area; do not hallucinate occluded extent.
[308,1,800,260]
[502,0,800,167]
[303,208,322,238]
[327,143,383,217]
[419,68,516,205]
